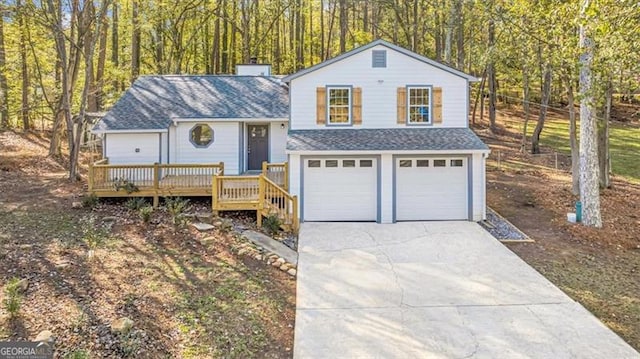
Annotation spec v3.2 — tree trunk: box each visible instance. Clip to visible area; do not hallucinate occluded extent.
[46,0,74,179]
[434,3,442,61]
[221,0,228,73]
[565,71,579,195]
[84,1,97,112]
[456,0,464,70]
[598,78,612,188]
[531,63,552,154]
[487,17,496,132]
[131,0,140,81]
[18,0,30,130]
[444,0,456,64]
[521,65,530,153]
[472,68,486,125]
[339,0,347,53]
[531,62,551,154]
[320,0,325,60]
[210,4,220,73]
[578,2,602,228]
[95,9,108,110]
[0,5,9,129]
[111,0,119,90]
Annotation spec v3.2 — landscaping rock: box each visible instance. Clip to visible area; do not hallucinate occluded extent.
[271,261,281,267]
[196,212,213,222]
[102,216,117,223]
[254,254,263,261]
[279,264,290,271]
[71,201,83,209]
[111,317,134,334]
[242,230,298,265]
[16,278,29,293]
[275,258,286,265]
[200,236,215,244]
[192,222,215,232]
[33,330,54,343]
[287,268,297,276]
[238,248,248,256]
[55,260,73,269]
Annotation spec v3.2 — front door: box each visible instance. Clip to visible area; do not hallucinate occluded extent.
[247,124,269,171]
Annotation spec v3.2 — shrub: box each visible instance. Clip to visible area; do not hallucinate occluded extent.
[3,278,22,318]
[125,197,147,211]
[114,178,139,194]
[65,350,90,359]
[81,194,99,208]
[139,206,153,224]
[80,216,109,250]
[165,197,190,227]
[262,214,282,236]
[217,218,234,234]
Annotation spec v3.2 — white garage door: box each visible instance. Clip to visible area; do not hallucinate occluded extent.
[303,158,377,221]
[396,157,468,221]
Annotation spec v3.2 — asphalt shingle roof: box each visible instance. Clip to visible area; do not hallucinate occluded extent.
[93,75,289,132]
[286,128,489,152]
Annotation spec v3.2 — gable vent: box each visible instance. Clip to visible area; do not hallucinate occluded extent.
[372,50,387,68]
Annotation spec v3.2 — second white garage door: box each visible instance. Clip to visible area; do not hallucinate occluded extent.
[303,158,378,221]
[396,157,468,221]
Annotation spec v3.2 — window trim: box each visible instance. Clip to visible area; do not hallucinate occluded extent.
[326,85,353,126]
[406,85,433,126]
[189,123,214,148]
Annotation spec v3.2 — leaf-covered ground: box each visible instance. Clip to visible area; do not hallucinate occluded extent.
[0,131,295,358]
[476,109,640,351]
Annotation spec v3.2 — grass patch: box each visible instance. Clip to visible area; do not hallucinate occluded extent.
[176,276,272,358]
[503,113,640,183]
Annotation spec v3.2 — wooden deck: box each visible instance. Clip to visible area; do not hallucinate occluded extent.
[88,160,298,231]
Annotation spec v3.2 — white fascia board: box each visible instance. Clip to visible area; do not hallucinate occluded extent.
[91,129,168,134]
[286,149,491,155]
[172,117,288,124]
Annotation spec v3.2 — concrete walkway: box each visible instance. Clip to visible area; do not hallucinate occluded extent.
[294,222,639,359]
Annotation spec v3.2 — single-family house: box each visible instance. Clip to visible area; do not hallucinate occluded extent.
[90,39,490,227]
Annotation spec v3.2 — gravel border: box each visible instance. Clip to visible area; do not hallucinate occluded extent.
[479,207,533,242]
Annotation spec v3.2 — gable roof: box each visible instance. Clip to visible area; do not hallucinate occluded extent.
[282,39,478,83]
[287,128,489,152]
[93,75,289,132]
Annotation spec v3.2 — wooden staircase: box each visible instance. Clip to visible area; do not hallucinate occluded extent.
[211,162,299,232]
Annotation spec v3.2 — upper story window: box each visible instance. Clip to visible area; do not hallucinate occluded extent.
[372,50,387,68]
[408,86,432,124]
[328,87,351,124]
[190,124,214,147]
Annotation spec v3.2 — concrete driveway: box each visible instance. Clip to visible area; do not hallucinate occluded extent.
[294,222,639,359]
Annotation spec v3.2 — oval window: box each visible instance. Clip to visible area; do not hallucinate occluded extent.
[190,124,214,148]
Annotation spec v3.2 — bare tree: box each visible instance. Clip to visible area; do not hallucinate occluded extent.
[487,16,497,132]
[0,1,9,129]
[531,62,552,154]
[17,0,30,130]
[131,0,140,80]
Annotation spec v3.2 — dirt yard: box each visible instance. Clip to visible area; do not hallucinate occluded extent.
[475,111,640,351]
[0,131,295,358]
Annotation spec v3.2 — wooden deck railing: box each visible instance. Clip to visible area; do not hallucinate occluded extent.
[262,161,288,190]
[212,175,261,211]
[212,173,299,232]
[261,175,298,231]
[88,159,224,206]
[88,159,298,231]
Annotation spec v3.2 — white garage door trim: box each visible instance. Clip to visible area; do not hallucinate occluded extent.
[393,155,471,221]
[301,156,380,222]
